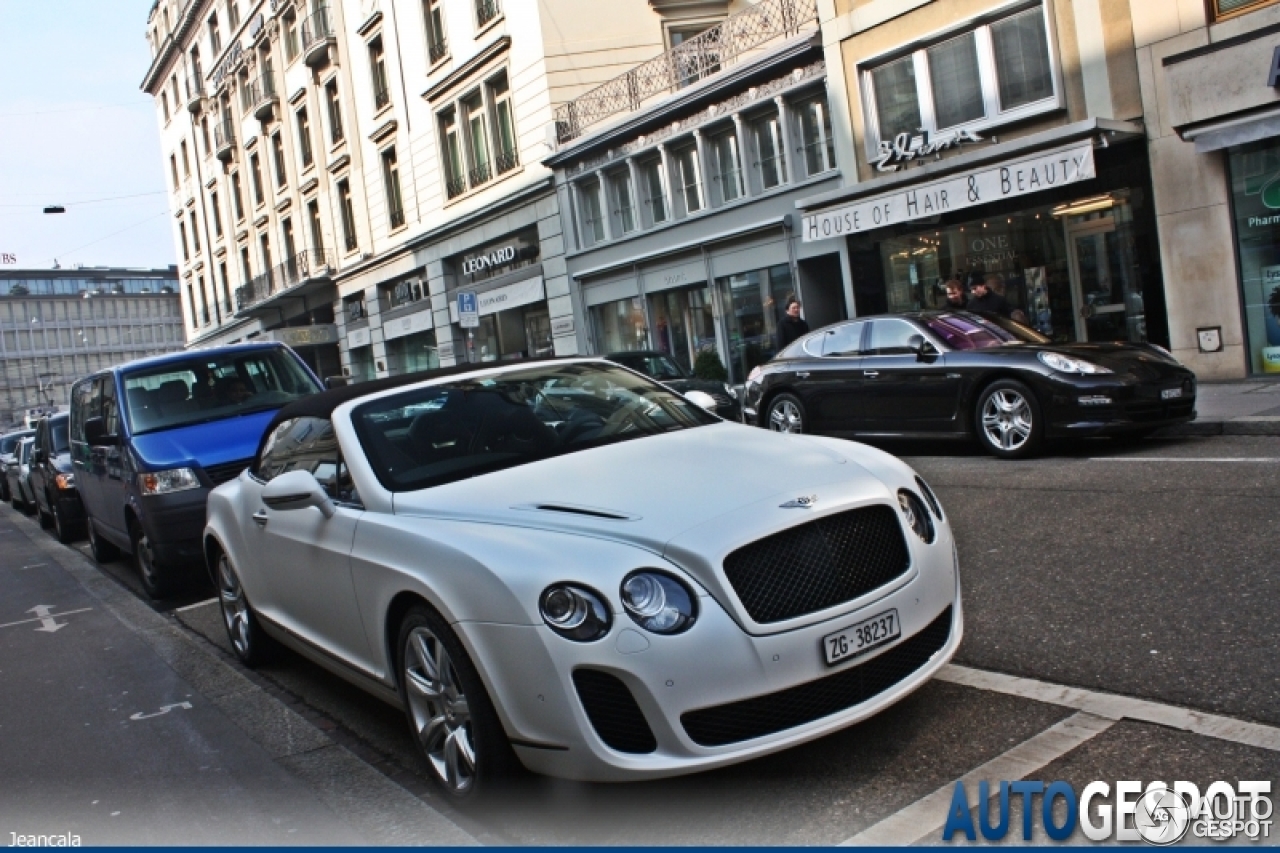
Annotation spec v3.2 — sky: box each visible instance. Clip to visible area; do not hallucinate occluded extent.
[0,0,175,271]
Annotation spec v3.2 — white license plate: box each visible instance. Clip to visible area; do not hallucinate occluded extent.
[1161,388,1183,400]
[822,609,901,666]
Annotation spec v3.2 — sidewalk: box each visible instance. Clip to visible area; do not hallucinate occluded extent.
[1160,378,1280,436]
[0,510,477,847]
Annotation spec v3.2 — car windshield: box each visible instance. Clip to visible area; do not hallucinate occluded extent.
[923,313,1051,350]
[49,420,69,454]
[352,362,719,492]
[1,433,31,455]
[123,349,320,435]
[614,354,686,381]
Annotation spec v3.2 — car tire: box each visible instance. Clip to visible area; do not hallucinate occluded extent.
[87,520,119,563]
[0,480,9,503]
[37,494,53,529]
[52,500,77,544]
[975,379,1044,459]
[131,519,173,600]
[215,551,275,667]
[397,604,518,802]
[765,393,806,434]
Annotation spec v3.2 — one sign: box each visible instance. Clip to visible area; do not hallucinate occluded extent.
[551,316,575,336]
[457,291,479,328]
[803,143,1096,242]
[264,325,339,348]
[384,308,434,341]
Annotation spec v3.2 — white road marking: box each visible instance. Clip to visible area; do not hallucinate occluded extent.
[19,563,48,570]
[938,664,1280,752]
[1094,457,1280,463]
[0,607,92,631]
[840,712,1115,846]
[173,598,217,612]
[129,701,193,721]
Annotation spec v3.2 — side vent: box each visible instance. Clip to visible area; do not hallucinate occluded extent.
[512,503,639,521]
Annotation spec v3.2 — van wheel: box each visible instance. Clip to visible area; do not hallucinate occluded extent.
[37,495,53,529]
[88,521,119,563]
[131,520,172,600]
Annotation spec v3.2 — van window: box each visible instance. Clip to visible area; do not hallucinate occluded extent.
[50,419,70,454]
[102,381,120,437]
[121,349,320,435]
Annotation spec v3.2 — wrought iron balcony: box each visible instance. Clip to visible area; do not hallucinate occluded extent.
[476,0,500,28]
[235,249,335,313]
[213,120,236,162]
[428,35,448,65]
[494,147,519,175]
[185,78,205,114]
[553,0,817,145]
[374,82,391,111]
[246,71,278,121]
[445,174,467,199]
[301,6,335,68]
[389,205,405,229]
[468,162,492,187]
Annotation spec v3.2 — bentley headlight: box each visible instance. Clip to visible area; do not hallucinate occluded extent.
[1037,351,1113,375]
[897,489,936,544]
[620,571,696,635]
[914,475,943,520]
[138,467,200,495]
[539,584,611,641]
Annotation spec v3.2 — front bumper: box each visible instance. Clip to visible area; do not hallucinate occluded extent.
[138,488,210,566]
[459,539,961,782]
[1043,374,1196,437]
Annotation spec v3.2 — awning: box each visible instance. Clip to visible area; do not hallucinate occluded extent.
[1179,105,1280,154]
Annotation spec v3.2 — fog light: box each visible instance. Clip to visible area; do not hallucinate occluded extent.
[1078,395,1112,406]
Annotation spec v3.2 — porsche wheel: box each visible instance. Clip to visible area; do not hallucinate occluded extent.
[975,379,1043,459]
[397,604,516,801]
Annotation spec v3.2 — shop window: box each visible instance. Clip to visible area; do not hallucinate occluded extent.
[590,296,649,355]
[1212,0,1280,20]
[610,169,637,235]
[382,146,405,229]
[640,156,669,224]
[1228,141,1280,374]
[714,264,794,383]
[387,330,439,375]
[865,6,1056,148]
[752,111,786,189]
[424,0,448,63]
[673,144,703,214]
[348,345,375,382]
[711,130,744,203]
[384,278,425,311]
[795,96,835,177]
[647,285,717,376]
[579,179,606,244]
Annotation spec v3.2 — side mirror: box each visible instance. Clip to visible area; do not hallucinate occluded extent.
[84,417,119,447]
[908,334,937,360]
[261,470,336,518]
[684,390,719,413]
[324,375,349,389]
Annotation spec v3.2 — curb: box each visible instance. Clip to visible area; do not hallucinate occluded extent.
[1155,418,1280,437]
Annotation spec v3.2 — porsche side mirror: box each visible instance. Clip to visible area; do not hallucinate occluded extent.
[908,335,936,360]
[261,470,336,518]
[684,390,719,412]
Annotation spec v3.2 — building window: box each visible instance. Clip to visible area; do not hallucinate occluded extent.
[259,233,272,273]
[338,179,357,251]
[673,143,703,214]
[382,146,405,229]
[711,130,744,203]
[490,73,518,175]
[308,200,325,253]
[579,179,605,244]
[179,222,190,261]
[250,152,265,206]
[610,169,637,234]
[297,107,313,168]
[189,212,201,253]
[865,6,1056,149]
[210,191,223,237]
[199,276,211,325]
[1211,0,1280,20]
[476,0,500,28]
[231,171,245,220]
[424,0,448,63]
[271,131,288,188]
[227,0,240,30]
[200,116,211,156]
[208,14,221,55]
[281,217,296,262]
[169,154,179,190]
[463,91,490,186]
[369,37,390,111]
[326,79,344,143]
[752,111,785,189]
[181,140,191,176]
[284,11,299,61]
[240,246,252,283]
[161,92,170,122]
[640,156,668,224]
[796,96,835,176]
[218,261,231,313]
[439,107,466,198]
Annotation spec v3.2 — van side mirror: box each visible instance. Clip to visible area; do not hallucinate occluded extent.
[84,417,119,447]
[261,470,336,518]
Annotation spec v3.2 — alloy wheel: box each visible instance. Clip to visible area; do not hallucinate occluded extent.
[217,555,252,659]
[403,626,476,795]
[981,389,1033,452]
[768,399,804,433]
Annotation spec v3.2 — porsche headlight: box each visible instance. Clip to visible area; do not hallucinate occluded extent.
[138,467,200,495]
[539,584,611,642]
[620,571,697,635]
[1037,351,1113,375]
[898,489,935,544]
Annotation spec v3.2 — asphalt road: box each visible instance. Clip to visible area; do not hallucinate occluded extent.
[4,433,1279,845]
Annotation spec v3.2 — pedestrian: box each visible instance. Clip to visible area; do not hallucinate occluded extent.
[943,279,967,309]
[967,273,1014,318]
[776,296,810,349]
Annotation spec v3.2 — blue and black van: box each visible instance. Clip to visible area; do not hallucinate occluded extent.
[69,342,322,598]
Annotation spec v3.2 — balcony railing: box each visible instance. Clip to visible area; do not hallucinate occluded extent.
[245,71,278,121]
[234,249,335,311]
[468,162,492,187]
[301,6,335,67]
[445,174,467,199]
[428,35,448,64]
[185,78,205,113]
[494,147,519,175]
[553,0,817,145]
[213,120,236,162]
[389,205,405,229]
[476,0,500,28]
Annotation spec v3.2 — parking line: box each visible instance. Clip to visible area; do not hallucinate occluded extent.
[938,664,1280,752]
[173,598,218,613]
[840,712,1115,846]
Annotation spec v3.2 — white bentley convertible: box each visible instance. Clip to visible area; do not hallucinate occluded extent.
[204,358,962,800]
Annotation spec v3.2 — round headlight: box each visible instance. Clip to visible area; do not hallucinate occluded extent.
[539,584,611,642]
[914,475,943,520]
[897,489,936,544]
[620,571,697,635]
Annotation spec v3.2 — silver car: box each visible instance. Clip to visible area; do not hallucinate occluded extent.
[204,359,962,801]
[6,436,36,512]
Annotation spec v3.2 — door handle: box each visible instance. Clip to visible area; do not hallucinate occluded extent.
[796,372,810,379]
[252,509,268,527]
[863,371,880,378]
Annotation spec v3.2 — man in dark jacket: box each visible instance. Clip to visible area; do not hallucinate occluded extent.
[776,298,810,349]
[966,274,1014,318]
[943,279,967,309]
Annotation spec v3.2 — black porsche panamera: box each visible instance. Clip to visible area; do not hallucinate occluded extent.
[741,311,1196,458]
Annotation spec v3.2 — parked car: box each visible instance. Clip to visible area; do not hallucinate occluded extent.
[605,350,741,420]
[205,358,962,801]
[71,342,322,598]
[742,310,1197,459]
[0,429,35,503]
[6,437,36,512]
[29,413,84,543]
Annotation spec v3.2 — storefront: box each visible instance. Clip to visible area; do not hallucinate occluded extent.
[800,122,1169,348]
[1227,142,1280,373]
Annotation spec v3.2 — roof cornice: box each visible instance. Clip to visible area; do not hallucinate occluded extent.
[141,0,212,93]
